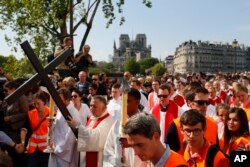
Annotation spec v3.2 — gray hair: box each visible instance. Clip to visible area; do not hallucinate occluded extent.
[84,44,90,49]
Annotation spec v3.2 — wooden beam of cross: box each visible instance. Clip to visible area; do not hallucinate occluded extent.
[5,44,72,104]
[5,41,77,137]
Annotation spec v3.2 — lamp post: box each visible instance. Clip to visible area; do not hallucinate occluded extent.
[232,39,238,73]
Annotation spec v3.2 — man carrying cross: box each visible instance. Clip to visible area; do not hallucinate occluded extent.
[4,41,77,167]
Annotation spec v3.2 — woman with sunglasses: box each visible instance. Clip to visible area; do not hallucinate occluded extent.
[71,88,91,126]
[220,107,250,155]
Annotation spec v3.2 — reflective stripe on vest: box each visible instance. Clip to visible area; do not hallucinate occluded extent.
[27,107,50,154]
[29,141,48,147]
[31,133,47,140]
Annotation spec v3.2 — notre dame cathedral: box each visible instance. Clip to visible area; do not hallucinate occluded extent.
[112,34,151,69]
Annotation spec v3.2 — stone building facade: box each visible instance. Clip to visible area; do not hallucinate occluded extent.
[173,39,249,74]
[164,55,174,74]
[112,34,151,69]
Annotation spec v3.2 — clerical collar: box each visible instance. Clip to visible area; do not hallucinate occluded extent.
[160,104,168,112]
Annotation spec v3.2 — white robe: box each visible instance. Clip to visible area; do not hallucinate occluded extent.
[78,111,114,167]
[49,103,80,167]
[103,120,134,167]
[139,92,150,113]
[107,97,121,121]
[103,120,148,167]
[77,103,91,166]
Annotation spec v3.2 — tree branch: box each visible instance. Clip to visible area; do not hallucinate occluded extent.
[73,0,97,32]
[79,0,101,51]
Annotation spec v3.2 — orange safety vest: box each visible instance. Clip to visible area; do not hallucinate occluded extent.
[219,136,250,155]
[170,116,218,155]
[205,117,219,145]
[151,101,178,138]
[184,140,230,167]
[163,150,188,167]
[173,118,185,155]
[27,107,49,154]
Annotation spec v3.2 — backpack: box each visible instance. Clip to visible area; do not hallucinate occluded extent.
[205,144,229,167]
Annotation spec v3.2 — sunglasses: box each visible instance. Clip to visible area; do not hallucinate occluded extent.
[157,94,168,98]
[193,100,210,106]
[3,89,8,93]
[71,95,78,98]
[92,78,98,81]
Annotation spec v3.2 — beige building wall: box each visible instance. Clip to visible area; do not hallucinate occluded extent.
[173,40,248,74]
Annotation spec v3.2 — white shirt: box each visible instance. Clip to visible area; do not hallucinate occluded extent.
[78,103,91,125]
[107,97,122,121]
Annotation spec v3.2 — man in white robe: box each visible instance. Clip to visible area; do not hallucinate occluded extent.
[107,83,122,121]
[68,95,114,167]
[103,88,149,167]
[49,88,80,167]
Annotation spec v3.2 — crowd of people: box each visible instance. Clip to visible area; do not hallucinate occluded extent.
[1,41,250,166]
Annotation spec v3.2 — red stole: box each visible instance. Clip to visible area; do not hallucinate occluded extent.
[85,113,110,167]
[209,96,222,106]
[173,94,185,107]
[151,101,178,138]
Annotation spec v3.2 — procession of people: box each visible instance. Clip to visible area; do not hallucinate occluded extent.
[1,38,250,167]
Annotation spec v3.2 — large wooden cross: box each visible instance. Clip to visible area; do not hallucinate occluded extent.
[4,41,77,137]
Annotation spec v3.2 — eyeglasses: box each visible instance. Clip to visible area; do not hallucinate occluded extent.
[124,75,129,77]
[182,128,203,136]
[71,95,78,98]
[3,89,8,93]
[157,94,169,98]
[193,100,209,106]
[92,78,98,81]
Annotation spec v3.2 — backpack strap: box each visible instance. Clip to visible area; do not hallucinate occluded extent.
[206,144,219,167]
[206,144,230,167]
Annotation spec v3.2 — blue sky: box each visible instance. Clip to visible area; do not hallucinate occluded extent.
[1,0,250,62]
